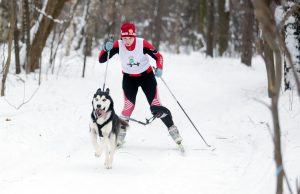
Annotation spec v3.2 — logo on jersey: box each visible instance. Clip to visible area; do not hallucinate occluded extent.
[127,56,140,67]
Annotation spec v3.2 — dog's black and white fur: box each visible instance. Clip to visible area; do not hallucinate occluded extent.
[89,88,128,169]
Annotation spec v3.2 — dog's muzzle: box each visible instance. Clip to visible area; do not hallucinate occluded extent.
[95,108,107,118]
[94,108,106,118]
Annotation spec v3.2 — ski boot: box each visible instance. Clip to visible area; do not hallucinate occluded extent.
[168,125,183,145]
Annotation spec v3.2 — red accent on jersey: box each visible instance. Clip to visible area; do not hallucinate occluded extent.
[143,39,163,70]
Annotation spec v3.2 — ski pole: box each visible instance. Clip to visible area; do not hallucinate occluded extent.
[102,50,110,91]
[102,36,113,90]
[159,76,211,147]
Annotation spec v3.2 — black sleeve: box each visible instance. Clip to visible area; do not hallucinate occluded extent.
[143,48,158,60]
[99,48,119,63]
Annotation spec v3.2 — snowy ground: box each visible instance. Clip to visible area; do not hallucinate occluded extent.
[0,52,299,194]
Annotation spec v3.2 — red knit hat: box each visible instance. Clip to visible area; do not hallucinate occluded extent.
[120,22,136,37]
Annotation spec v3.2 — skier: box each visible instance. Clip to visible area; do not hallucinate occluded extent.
[98,22,183,147]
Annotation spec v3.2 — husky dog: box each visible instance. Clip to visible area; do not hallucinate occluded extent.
[89,88,129,169]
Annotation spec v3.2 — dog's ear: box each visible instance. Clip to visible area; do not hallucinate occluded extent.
[96,88,102,94]
[105,88,110,94]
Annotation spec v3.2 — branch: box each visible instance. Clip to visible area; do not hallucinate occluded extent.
[264,121,293,194]
[30,4,67,24]
[4,86,39,110]
[279,4,300,35]
[253,97,272,109]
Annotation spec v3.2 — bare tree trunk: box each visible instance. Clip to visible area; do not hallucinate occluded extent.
[229,0,243,55]
[1,0,15,96]
[282,24,300,96]
[0,0,10,43]
[282,3,300,91]
[65,19,74,56]
[174,0,181,54]
[49,1,80,73]
[297,179,300,194]
[32,0,42,23]
[241,0,254,66]
[27,0,68,73]
[217,0,229,56]
[14,0,21,74]
[206,0,215,57]
[272,94,284,194]
[85,0,98,57]
[256,38,276,97]
[82,0,91,78]
[21,0,25,43]
[199,0,207,35]
[49,25,57,73]
[107,0,116,37]
[22,0,30,72]
[187,0,201,50]
[252,1,284,193]
[153,0,164,50]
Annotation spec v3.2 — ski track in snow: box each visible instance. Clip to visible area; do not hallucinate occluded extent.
[0,52,299,194]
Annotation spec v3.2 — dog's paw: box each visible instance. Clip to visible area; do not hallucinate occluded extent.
[94,150,102,157]
[104,159,112,169]
[104,163,112,169]
[94,152,101,157]
[94,146,103,157]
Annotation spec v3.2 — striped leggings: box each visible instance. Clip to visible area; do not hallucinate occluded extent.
[121,71,174,128]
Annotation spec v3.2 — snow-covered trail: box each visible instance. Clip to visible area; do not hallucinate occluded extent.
[1,52,299,194]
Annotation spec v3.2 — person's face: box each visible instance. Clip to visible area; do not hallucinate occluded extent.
[122,37,135,46]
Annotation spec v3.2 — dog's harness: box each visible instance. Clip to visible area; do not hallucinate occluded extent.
[91,110,114,137]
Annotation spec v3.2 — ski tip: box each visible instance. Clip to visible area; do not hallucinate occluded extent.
[210,145,216,151]
[206,144,216,151]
